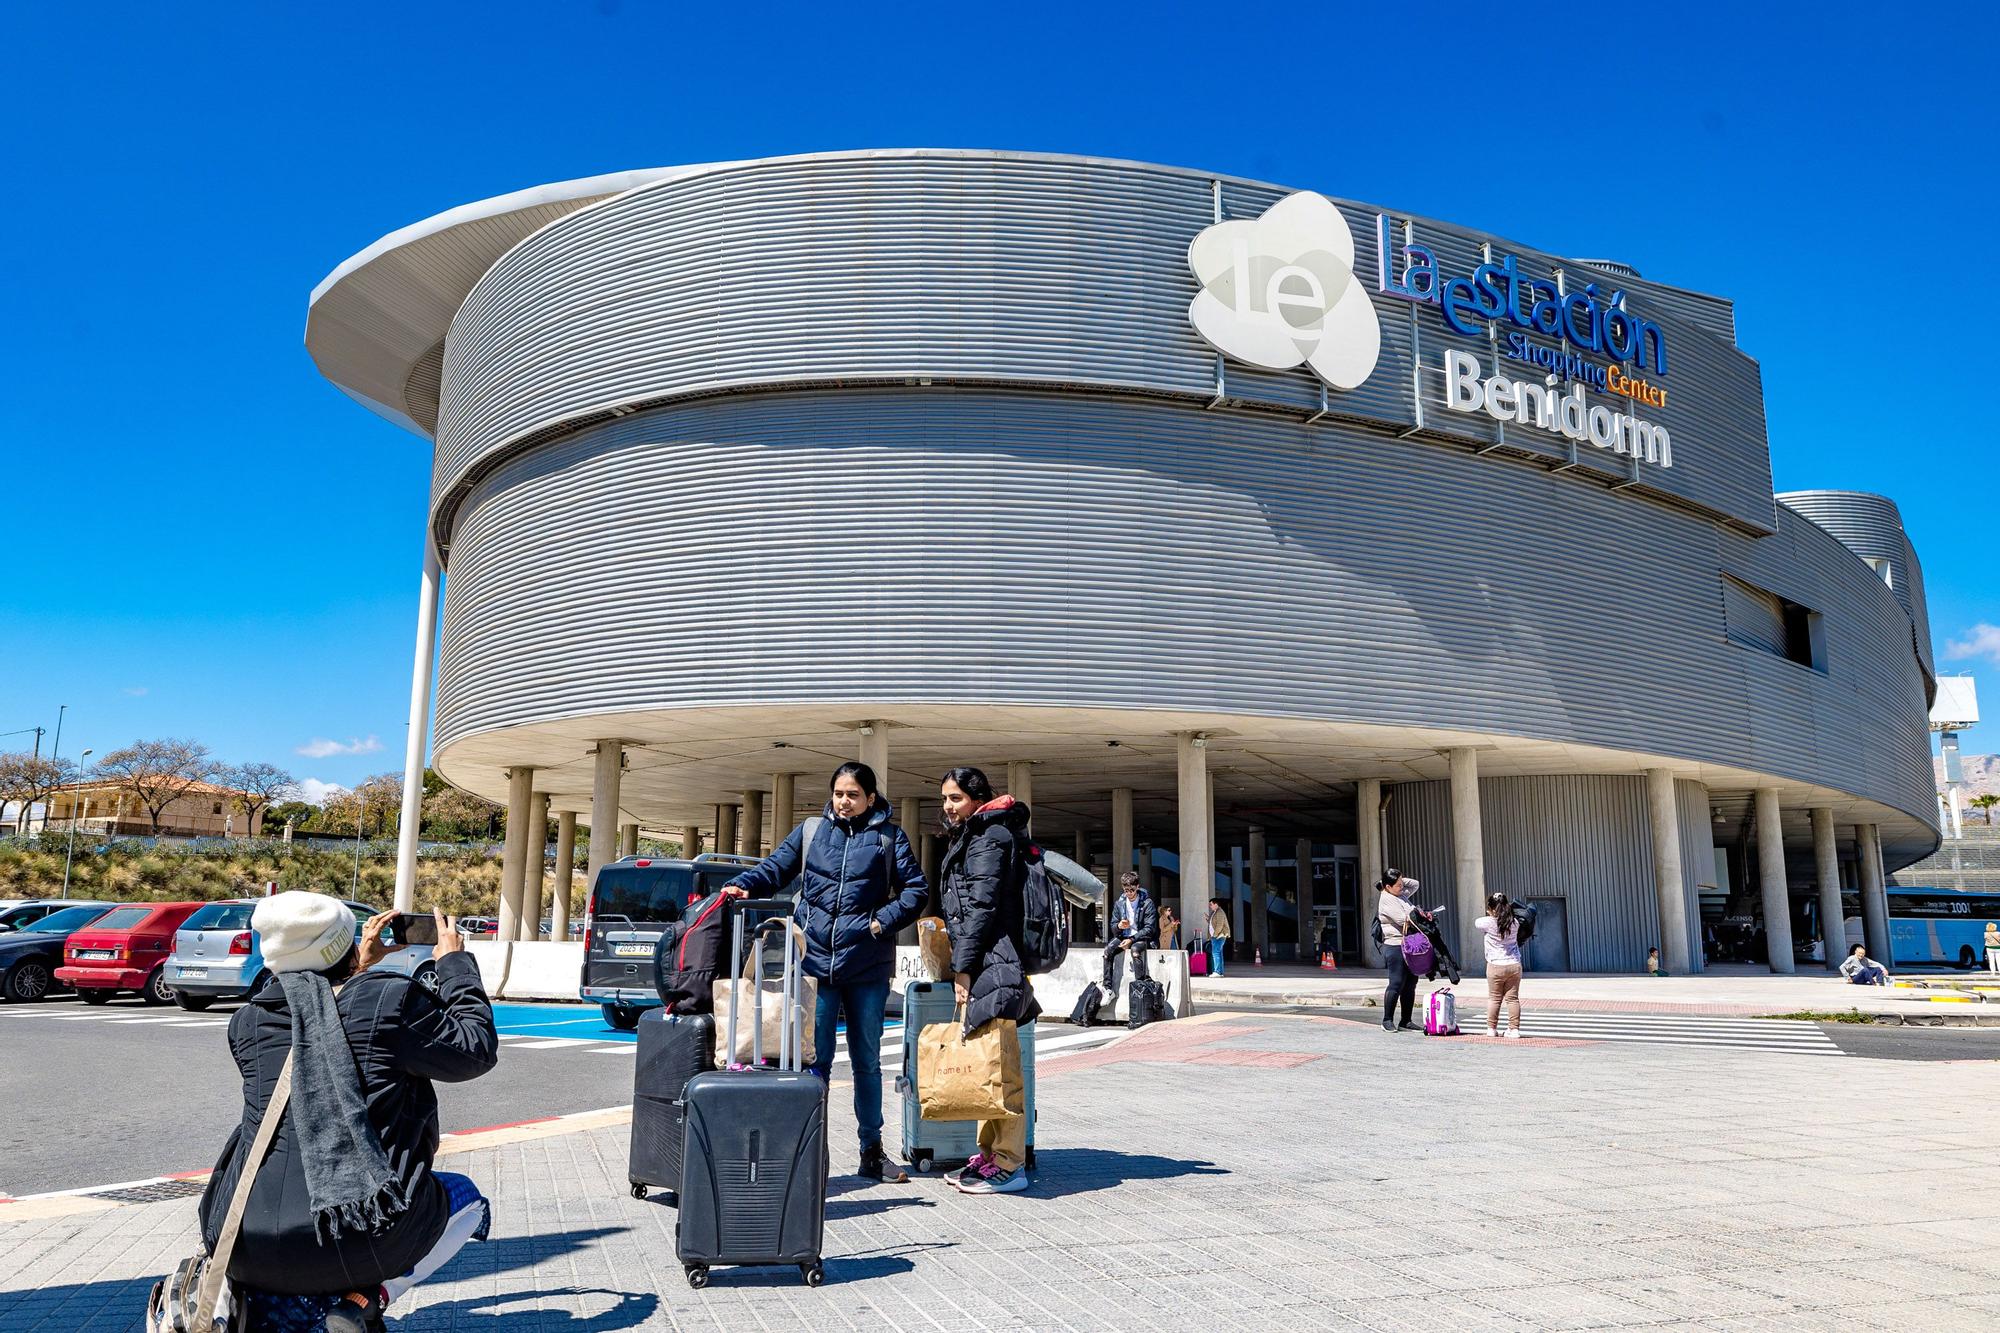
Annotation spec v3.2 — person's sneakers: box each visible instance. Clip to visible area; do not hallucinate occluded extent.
[1504,1028,1521,1040]
[1382,1020,1396,1032]
[1485,1028,1500,1039]
[1396,1020,1419,1031]
[859,1142,908,1183]
[325,1289,386,1333]
[952,1152,990,1187]
[954,1162,1029,1195]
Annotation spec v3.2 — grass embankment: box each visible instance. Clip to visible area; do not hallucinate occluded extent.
[0,838,504,914]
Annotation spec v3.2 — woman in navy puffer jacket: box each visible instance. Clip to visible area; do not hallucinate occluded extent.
[726,761,927,1180]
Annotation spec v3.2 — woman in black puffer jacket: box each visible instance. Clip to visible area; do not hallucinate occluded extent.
[936,766,1039,1195]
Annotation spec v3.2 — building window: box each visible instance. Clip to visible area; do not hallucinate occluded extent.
[213,802,224,815]
[1723,575,1826,672]
[1865,556,1894,588]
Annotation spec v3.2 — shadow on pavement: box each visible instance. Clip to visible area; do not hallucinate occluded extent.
[694,1251,923,1288]
[1022,1148,1228,1199]
[404,1287,658,1329]
[0,1275,156,1333]
[826,1193,939,1221]
[433,1226,631,1283]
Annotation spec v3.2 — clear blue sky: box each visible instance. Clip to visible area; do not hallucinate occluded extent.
[3,1,1994,798]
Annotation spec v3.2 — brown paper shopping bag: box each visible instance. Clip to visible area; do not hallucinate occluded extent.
[917,1010,1024,1121]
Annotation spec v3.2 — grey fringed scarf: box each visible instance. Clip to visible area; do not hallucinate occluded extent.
[275,971,407,1241]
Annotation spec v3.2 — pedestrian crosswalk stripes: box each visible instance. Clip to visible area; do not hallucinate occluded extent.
[1506,1011,1843,1056]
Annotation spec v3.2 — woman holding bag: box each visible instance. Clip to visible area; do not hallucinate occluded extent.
[724,761,928,1182]
[936,765,1040,1195]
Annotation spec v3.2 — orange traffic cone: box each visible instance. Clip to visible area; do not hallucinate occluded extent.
[1254,949,1263,968]
[1320,951,1338,970]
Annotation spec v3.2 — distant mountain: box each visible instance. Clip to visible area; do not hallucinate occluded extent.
[1937,752,2000,803]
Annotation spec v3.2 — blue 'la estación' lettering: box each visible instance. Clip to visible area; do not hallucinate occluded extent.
[1375,215,1668,377]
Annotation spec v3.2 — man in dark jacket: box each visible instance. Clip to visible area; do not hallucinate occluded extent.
[198,894,497,1331]
[937,768,1039,1196]
[1101,870,1159,994]
[726,761,927,1180]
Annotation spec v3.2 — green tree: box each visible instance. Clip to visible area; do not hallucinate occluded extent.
[1973,793,2000,826]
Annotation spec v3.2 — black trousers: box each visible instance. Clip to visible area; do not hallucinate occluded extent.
[1383,949,1418,1025]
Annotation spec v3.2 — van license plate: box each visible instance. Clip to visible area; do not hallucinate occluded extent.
[614,944,654,957]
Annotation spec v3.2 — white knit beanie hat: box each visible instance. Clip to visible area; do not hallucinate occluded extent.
[254,891,356,975]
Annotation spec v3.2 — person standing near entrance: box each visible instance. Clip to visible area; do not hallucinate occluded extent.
[1377,873,1419,1032]
[1204,898,1231,977]
[724,761,929,1183]
[1476,892,1526,1039]
[1985,922,1999,976]
[937,766,1038,1196]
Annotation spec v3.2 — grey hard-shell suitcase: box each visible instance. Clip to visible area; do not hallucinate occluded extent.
[627,1010,716,1202]
[676,903,828,1288]
[895,979,1037,1174]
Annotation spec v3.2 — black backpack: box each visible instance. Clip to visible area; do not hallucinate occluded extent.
[1068,982,1104,1027]
[652,890,728,1014]
[1514,904,1538,947]
[1127,978,1170,1029]
[1017,843,1071,975]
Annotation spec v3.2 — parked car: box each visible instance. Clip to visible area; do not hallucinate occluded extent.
[580,854,757,1029]
[0,903,116,1001]
[0,899,101,933]
[458,916,498,937]
[163,898,381,1010]
[56,901,207,1005]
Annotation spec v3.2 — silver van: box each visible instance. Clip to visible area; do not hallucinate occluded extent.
[165,898,394,1009]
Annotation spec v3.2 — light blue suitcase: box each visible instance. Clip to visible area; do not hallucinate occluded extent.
[894,979,1037,1173]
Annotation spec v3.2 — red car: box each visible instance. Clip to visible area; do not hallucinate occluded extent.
[56,901,206,1005]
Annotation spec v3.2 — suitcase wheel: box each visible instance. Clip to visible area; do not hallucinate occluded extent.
[684,1264,709,1289]
[629,1182,647,1200]
[1025,1146,1036,1170]
[801,1261,824,1287]
[911,1150,934,1173]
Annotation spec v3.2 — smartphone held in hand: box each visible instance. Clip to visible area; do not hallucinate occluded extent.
[391,912,440,947]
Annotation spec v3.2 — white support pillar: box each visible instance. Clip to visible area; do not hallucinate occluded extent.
[1753,788,1796,974]
[391,542,441,912]
[620,822,640,858]
[1811,807,1844,971]
[1646,769,1691,975]
[551,810,577,941]
[1006,760,1033,836]
[1111,788,1134,926]
[1357,779,1383,966]
[1248,826,1268,961]
[1138,845,1155,894]
[743,790,765,858]
[1175,734,1212,952]
[1229,846,1245,939]
[1447,747,1487,972]
[859,723,889,798]
[772,773,797,842]
[587,742,622,900]
[920,832,941,895]
[1858,822,1890,963]
[498,766,533,944]
[521,792,549,941]
[713,805,736,858]
[680,825,701,860]
[1295,835,1317,963]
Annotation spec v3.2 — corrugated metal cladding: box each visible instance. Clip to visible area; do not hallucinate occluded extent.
[431,152,1775,539]
[432,386,1933,831]
[1383,775,1713,974]
[1778,490,1935,689]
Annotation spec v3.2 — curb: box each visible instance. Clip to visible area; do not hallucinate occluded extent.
[1192,987,2000,1026]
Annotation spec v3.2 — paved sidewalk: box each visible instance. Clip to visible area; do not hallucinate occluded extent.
[5,1011,1998,1331]
[1194,964,2000,1021]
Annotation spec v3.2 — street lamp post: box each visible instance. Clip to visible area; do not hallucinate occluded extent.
[352,790,367,895]
[61,749,93,894]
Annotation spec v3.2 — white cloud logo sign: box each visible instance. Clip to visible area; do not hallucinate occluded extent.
[1187,191,1379,390]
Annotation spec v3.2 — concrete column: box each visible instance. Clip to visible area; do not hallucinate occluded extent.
[1357,779,1383,966]
[391,541,441,912]
[587,743,622,901]
[1006,761,1032,835]
[859,723,889,798]
[919,832,941,899]
[620,822,639,857]
[1753,788,1796,974]
[900,796,920,838]
[714,804,737,857]
[680,825,701,860]
[1110,788,1134,927]
[520,792,549,941]
[772,772,797,841]
[1138,845,1155,894]
[1858,822,1891,963]
[551,810,577,941]
[1447,747,1487,971]
[498,766,533,943]
[743,790,765,858]
[1248,826,1269,960]
[1295,836,1317,963]
[1229,846,1245,940]
[1646,769,1691,975]
[1811,807,1844,971]
[1176,735,1212,944]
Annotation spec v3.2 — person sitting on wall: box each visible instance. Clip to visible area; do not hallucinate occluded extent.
[1839,943,1891,986]
[1101,872,1158,995]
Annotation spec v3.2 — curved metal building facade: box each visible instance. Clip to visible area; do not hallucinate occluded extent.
[310,150,1939,972]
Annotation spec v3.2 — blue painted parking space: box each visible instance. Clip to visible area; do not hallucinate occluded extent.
[492,1001,638,1043]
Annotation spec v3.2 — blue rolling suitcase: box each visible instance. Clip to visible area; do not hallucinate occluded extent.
[676,905,828,1288]
[895,979,1038,1174]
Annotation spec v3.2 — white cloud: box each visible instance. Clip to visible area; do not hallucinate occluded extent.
[1945,624,2000,666]
[294,778,350,805]
[121,686,148,697]
[296,735,383,759]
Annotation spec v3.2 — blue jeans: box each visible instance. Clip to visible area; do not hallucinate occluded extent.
[813,977,891,1149]
[1207,937,1226,976]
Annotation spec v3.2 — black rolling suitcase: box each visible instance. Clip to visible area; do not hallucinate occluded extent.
[677,903,828,1289]
[627,1010,716,1202]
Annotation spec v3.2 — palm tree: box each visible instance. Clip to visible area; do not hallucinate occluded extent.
[1972,793,2000,826]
